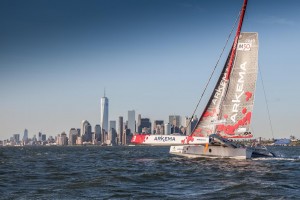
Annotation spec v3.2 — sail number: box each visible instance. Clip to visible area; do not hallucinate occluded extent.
[237,43,251,51]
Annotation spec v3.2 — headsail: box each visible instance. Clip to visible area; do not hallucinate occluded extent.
[191,52,231,137]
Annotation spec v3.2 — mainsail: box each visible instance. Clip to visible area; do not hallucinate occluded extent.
[218,32,258,138]
[192,33,258,138]
[192,0,258,139]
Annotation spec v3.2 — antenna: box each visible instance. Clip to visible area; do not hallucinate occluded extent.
[104,87,106,97]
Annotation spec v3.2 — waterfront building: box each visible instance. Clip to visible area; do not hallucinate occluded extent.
[32,135,37,143]
[169,115,181,128]
[101,129,108,144]
[69,128,78,145]
[86,124,92,142]
[108,120,117,145]
[23,129,28,144]
[100,93,109,133]
[94,124,101,142]
[185,117,192,135]
[108,128,117,146]
[137,114,141,133]
[153,124,164,135]
[138,118,151,134]
[191,116,198,132]
[56,134,60,145]
[164,123,172,135]
[38,132,42,142]
[81,120,92,142]
[153,120,164,135]
[185,115,198,135]
[123,129,131,145]
[59,132,68,145]
[76,136,83,145]
[81,120,88,137]
[128,110,135,134]
[92,132,96,144]
[48,136,55,144]
[13,134,20,144]
[109,120,116,131]
[42,134,46,142]
[118,116,124,145]
[169,115,181,133]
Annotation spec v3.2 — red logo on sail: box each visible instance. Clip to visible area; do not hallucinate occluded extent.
[216,112,251,135]
[245,91,252,101]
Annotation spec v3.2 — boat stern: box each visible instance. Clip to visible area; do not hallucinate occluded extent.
[170,145,253,159]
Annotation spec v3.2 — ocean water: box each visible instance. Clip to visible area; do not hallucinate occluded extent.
[0,146,299,200]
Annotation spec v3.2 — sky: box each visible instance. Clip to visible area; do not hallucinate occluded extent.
[1,0,300,140]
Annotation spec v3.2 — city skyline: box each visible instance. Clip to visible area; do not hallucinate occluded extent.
[2,108,193,145]
[1,0,300,140]
[2,104,196,143]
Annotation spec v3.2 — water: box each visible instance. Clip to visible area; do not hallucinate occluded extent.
[0,146,299,199]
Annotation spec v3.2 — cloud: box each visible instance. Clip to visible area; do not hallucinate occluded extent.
[259,16,295,26]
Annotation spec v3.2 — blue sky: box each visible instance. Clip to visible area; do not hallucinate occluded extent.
[1,0,300,140]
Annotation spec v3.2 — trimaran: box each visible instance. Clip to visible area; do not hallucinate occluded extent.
[131,0,275,159]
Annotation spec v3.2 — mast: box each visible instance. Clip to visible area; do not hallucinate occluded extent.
[226,0,248,80]
[191,0,250,137]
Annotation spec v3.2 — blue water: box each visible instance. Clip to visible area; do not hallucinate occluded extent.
[0,146,299,199]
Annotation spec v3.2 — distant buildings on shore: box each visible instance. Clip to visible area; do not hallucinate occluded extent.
[0,91,226,147]
[0,90,202,147]
[1,113,196,147]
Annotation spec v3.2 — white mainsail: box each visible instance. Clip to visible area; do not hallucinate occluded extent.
[192,32,258,138]
[217,32,258,138]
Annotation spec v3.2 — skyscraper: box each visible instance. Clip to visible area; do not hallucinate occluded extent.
[69,128,78,145]
[100,93,109,133]
[139,118,151,134]
[13,134,20,144]
[81,120,88,137]
[38,132,42,142]
[169,115,181,127]
[23,129,28,144]
[58,132,68,146]
[137,114,141,133]
[81,120,92,142]
[136,114,151,134]
[165,123,171,135]
[169,115,181,133]
[94,124,101,142]
[42,134,46,142]
[109,120,116,131]
[128,110,135,134]
[108,128,117,146]
[118,116,123,145]
[153,120,164,135]
[185,115,198,135]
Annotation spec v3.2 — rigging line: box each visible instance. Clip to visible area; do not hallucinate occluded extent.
[258,65,275,139]
[185,11,241,134]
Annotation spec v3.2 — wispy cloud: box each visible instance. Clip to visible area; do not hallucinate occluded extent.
[259,16,296,26]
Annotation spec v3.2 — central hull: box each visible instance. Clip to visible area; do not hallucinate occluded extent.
[170,145,253,159]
